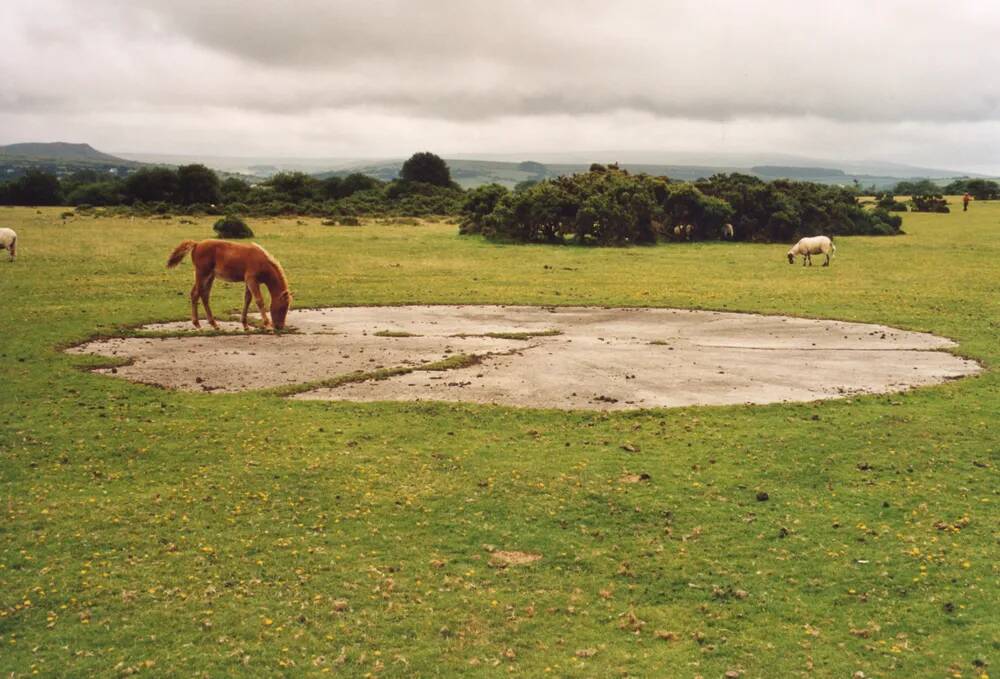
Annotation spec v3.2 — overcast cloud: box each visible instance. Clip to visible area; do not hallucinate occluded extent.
[2,0,999,172]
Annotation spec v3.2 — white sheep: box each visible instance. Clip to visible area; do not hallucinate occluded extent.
[787,235,836,267]
[0,228,16,262]
[721,223,734,240]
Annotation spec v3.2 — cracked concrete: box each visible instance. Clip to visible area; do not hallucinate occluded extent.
[68,305,980,410]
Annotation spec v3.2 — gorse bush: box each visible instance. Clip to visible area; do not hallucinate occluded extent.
[911,194,950,213]
[462,166,902,245]
[695,173,900,241]
[213,215,254,239]
[875,192,908,212]
[459,183,509,235]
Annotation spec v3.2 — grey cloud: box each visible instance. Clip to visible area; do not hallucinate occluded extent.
[2,0,1000,170]
[113,0,1000,124]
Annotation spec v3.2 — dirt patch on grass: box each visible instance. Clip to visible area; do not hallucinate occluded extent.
[620,473,651,484]
[67,305,981,410]
[489,551,543,567]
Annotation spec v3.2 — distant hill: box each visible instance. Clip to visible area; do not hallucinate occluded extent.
[103,147,998,189]
[449,151,978,180]
[751,166,845,178]
[314,158,966,190]
[0,142,139,165]
[0,142,142,179]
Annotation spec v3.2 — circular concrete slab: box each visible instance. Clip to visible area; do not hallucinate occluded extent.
[68,306,980,410]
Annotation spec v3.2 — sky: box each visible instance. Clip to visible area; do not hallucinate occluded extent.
[2,0,1000,172]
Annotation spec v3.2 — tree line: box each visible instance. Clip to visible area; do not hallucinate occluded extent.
[2,152,922,244]
[0,152,464,217]
[886,178,999,200]
[460,165,903,245]
[869,177,999,214]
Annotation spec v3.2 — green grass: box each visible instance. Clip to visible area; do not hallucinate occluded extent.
[450,330,563,341]
[266,354,484,398]
[0,204,997,678]
[372,330,422,338]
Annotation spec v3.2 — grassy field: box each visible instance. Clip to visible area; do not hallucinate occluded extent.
[0,202,997,678]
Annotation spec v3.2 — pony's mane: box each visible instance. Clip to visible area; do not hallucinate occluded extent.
[253,244,289,291]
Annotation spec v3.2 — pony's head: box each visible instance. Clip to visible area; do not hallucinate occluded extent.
[271,289,292,329]
[787,251,795,264]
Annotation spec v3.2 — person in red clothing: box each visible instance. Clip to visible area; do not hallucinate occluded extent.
[963,192,972,211]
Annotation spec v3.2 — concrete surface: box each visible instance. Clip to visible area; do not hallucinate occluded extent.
[68,306,981,410]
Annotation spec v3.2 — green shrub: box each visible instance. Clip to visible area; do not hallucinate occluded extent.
[470,169,903,245]
[460,183,509,234]
[875,192,908,212]
[213,215,254,238]
[400,152,453,187]
[66,182,122,206]
[911,194,950,213]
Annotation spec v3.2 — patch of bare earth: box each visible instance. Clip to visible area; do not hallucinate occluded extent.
[620,473,651,484]
[67,306,981,410]
[489,551,543,567]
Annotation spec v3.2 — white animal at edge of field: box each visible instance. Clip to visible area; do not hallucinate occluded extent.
[0,228,16,262]
[787,235,836,267]
[673,224,694,240]
[722,223,734,240]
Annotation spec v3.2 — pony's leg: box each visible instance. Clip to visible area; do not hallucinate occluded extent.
[241,286,253,330]
[8,239,14,262]
[200,275,220,329]
[246,278,271,328]
[823,252,830,267]
[190,282,202,328]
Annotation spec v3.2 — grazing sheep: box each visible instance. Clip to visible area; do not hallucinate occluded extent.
[0,228,16,262]
[721,223,734,240]
[787,235,836,267]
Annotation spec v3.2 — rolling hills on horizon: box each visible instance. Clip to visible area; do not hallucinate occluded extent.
[0,142,140,166]
[1,141,992,189]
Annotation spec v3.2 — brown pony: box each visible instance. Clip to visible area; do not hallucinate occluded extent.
[166,239,291,330]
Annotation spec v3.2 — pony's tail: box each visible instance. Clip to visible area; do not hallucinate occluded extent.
[166,240,197,268]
